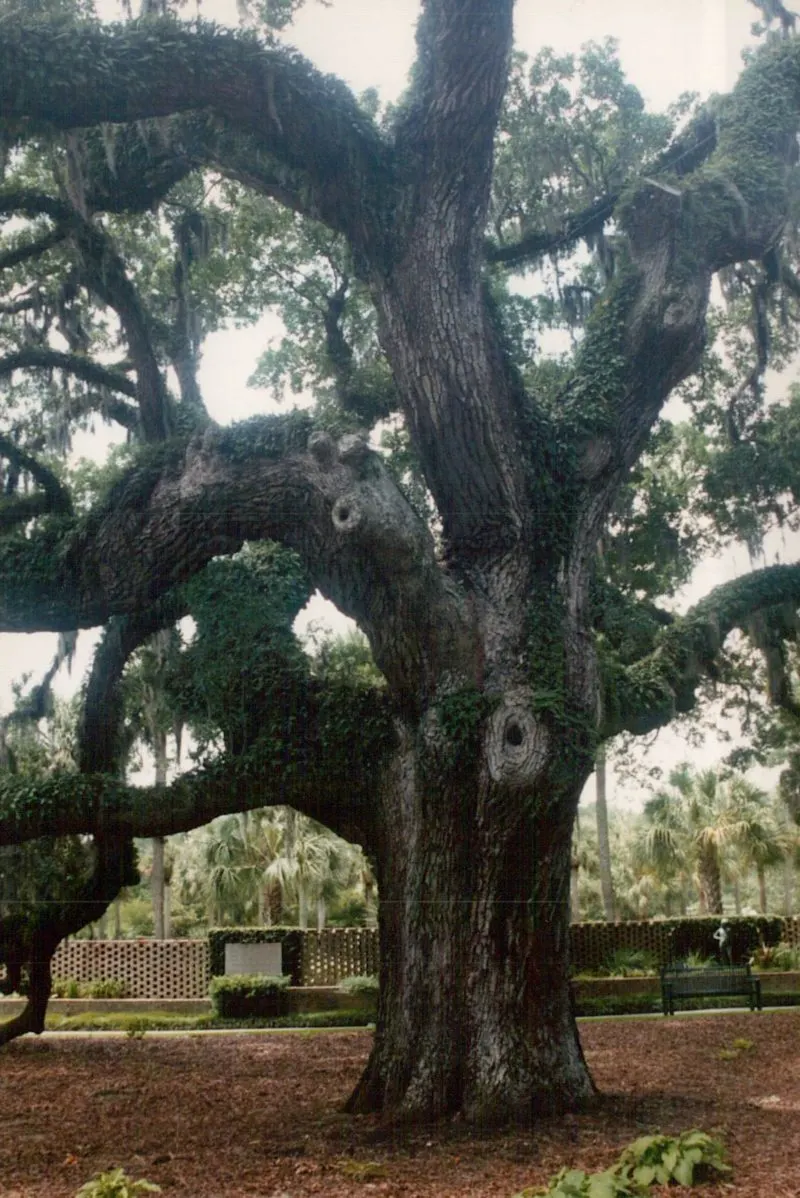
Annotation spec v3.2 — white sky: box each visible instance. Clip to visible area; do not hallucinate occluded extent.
[1,0,792,808]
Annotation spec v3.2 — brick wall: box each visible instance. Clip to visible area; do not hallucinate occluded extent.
[34,916,800,998]
[300,928,379,985]
[51,939,210,999]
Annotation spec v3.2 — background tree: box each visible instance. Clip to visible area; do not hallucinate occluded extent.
[640,767,786,915]
[122,631,184,938]
[7,0,800,1122]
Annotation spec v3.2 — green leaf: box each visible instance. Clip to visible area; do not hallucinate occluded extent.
[672,1155,695,1186]
[586,1171,624,1198]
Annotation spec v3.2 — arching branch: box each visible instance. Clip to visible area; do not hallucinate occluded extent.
[601,563,800,738]
[0,16,392,249]
[0,414,474,710]
[0,227,66,272]
[0,346,136,398]
[0,434,73,532]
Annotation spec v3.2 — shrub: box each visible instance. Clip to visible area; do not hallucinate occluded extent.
[208,973,290,1018]
[573,994,659,1018]
[52,978,81,998]
[752,940,800,970]
[662,916,783,966]
[51,978,129,999]
[336,974,379,994]
[86,979,129,998]
[593,949,659,978]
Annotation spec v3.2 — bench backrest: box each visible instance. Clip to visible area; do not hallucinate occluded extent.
[662,966,751,996]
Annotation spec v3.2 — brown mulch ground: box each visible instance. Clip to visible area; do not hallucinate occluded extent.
[1,1013,799,1197]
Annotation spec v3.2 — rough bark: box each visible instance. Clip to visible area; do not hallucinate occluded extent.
[346,718,596,1124]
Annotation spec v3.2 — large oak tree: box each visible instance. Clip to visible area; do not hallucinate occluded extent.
[4,0,800,1121]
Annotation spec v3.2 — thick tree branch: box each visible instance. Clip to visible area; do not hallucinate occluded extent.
[0,17,391,249]
[561,40,800,583]
[601,562,800,738]
[0,346,136,398]
[396,0,513,253]
[0,726,384,852]
[487,194,616,268]
[79,598,188,776]
[0,415,475,709]
[0,434,72,532]
[0,227,65,272]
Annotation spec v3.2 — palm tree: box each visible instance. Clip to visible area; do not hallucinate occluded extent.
[265,810,358,931]
[641,767,787,915]
[727,780,790,915]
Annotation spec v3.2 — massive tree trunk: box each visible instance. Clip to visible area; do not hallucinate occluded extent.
[348,714,596,1123]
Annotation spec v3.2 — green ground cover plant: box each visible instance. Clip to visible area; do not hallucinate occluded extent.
[75,1168,160,1197]
[515,1130,730,1196]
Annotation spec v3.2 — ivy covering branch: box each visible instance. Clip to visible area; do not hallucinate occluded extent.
[602,563,800,737]
[0,15,392,245]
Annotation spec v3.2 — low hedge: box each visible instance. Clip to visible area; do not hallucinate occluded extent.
[209,973,290,1018]
[45,1008,373,1032]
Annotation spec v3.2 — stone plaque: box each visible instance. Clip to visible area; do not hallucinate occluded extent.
[224,941,283,976]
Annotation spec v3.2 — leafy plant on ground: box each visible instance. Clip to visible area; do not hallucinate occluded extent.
[334,1158,386,1182]
[615,1131,730,1188]
[516,1167,637,1197]
[74,1168,161,1197]
[718,1036,755,1060]
[515,1129,730,1196]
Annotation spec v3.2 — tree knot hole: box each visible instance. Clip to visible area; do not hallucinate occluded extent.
[333,497,360,531]
[505,722,524,747]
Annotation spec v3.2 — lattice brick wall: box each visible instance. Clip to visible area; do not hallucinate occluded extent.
[14,917,798,998]
[50,939,210,999]
[301,928,379,985]
[570,921,670,971]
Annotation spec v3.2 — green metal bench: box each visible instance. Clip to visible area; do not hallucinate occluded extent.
[660,964,762,1016]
